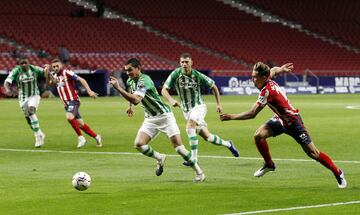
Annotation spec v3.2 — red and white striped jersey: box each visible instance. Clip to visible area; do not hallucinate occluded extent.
[257,80,299,124]
[54,69,79,105]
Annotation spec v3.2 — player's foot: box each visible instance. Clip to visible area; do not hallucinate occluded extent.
[182,159,197,167]
[95,135,102,148]
[228,140,239,157]
[34,132,45,148]
[194,172,206,183]
[155,154,166,176]
[77,136,87,149]
[254,163,276,177]
[336,170,347,189]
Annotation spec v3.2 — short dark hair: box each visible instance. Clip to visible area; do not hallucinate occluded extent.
[126,58,141,68]
[253,62,270,77]
[17,55,28,64]
[180,53,192,59]
[52,58,62,63]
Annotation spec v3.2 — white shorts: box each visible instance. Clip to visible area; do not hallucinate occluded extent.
[138,112,180,139]
[19,95,41,116]
[183,104,208,130]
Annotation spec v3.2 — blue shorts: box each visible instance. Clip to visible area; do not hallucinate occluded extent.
[65,101,81,119]
[265,115,312,146]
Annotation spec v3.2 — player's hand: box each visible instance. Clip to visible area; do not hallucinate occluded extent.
[109,76,120,89]
[171,99,180,107]
[4,88,13,97]
[216,104,223,114]
[280,63,294,73]
[126,107,134,117]
[220,114,232,121]
[88,90,98,99]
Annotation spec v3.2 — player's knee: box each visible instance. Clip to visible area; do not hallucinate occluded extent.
[134,141,145,149]
[28,107,36,115]
[253,130,264,141]
[307,149,320,159]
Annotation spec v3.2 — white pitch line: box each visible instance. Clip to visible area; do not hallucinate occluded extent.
[0,148,359,164]
[223,200,360,215]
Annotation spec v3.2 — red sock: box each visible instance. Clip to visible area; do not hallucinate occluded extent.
[317,152,341,176]
[255,139,274,166]
[68,119,82,136]
[81,124,97,138]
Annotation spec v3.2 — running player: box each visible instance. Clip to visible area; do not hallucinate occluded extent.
[109,58,205,182]
[220,62,347,188]
[47,58,102,148]
[4,56,46,148]
[162,53,239,166]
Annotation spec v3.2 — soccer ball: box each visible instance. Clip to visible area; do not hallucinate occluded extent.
[72,172,91,191]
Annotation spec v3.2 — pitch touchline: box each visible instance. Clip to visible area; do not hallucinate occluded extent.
[0,148,359,164]
[223,200,360,215]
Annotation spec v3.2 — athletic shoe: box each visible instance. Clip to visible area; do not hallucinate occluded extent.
[336,170,347,189]
[228,140,239,157]
[77,136,87,149]
[34,132,45,148]
[95,135,102,148]
[254,163,276,177]
[155,154,166,176]
[194,172,206,183]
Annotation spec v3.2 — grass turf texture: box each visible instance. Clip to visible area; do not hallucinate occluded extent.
[0,94,359,214]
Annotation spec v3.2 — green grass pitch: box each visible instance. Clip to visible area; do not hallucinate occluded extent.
[0,94,359,214]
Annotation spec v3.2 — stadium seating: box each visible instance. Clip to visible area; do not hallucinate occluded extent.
[102,0,360,70]
[242,0,360,47]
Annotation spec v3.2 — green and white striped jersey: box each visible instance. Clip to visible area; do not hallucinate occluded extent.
[127,73,171,118]
[164,68,215,113]
[5,65,44,102]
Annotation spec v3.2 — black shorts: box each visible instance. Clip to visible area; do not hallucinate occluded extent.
[64,100,82,119]
[265,115,312,146]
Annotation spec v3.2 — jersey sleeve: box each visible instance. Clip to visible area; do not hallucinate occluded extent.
[65,70,78,80]
[198,72,215,88]
[4,67,19,84]
[163,70,179,89]
[30,65,45,77]
[257,88,269,107]
[133,76,150,98]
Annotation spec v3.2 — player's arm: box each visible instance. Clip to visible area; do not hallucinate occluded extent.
[109,76,142,105]
[161,87,180,107]
[220,102,264,121]
[210,84,223,114]
[76,76,98,99]
[4,69,17,96]
[270,63,294,79]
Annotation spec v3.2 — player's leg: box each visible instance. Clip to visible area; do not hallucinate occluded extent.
[301,142,346,188]
[198,127,239,157]
[170,134,205,182]
[64,101,85,148]
[136,119,166,176]
[163,113,205,182]
[185,119,199,163]
[25,96,45,147]
[76,105,102,147]
[253,122,277,177]
[135,131,165,176]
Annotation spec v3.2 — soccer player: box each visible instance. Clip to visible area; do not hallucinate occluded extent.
[46,58,102,148]
[4,56,46,148]
[220,62,347,188]
[109,58,205,182]
[161,53,239,166]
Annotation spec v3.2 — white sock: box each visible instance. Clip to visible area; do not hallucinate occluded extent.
[175,145,202,175]
[186,128,198,161]
[137,145,162,160]
[207,134,231,148]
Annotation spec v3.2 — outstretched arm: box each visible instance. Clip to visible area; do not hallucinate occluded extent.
[220,102,264,121]
[211,85,223,114]
[161,87,180,107]
[270,63,294,79]
[77,76,98,98]
[109,76,142,105]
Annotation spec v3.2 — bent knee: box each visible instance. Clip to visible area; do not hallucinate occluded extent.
[28,107,36,115]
